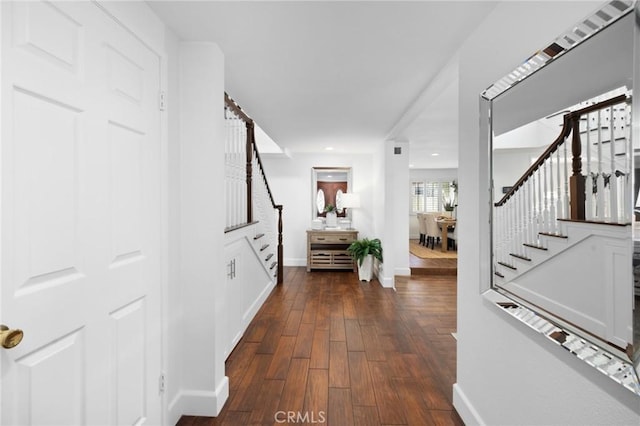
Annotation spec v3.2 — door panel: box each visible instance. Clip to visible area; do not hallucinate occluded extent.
[1,1,162,424]
[110,298,146,425]
[15,329,85,426]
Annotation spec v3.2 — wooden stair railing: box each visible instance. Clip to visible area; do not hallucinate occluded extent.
[493,93,631,270]
[225,93,283,284]
[495,94,629,216]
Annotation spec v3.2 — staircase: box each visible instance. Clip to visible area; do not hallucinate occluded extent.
[224,93,283,284]
[492,92,633,351]
[221,94,284,358]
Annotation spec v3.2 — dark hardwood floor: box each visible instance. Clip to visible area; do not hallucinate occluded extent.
[177,267,462,426]
[409,240,457,276]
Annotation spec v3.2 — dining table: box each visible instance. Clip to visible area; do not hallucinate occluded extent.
[435,217,457,252]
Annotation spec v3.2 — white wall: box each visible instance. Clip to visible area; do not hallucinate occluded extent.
[163,24,183,426]
[373,142,388,283]
[173,42,228,418]
[262,152,377,266]
[382,141,411,282]
[492,147,544,203]
[410,168,458,183]
[455,2,640,425]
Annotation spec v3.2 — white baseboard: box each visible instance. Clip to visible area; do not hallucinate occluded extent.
[394,267,411,276]
[168,376,229,420]
[284,257,306,267]
[453,383,485,426]
[167,392,183,426]
[244,279,276,324]
[214,376,230,414]
[377,270,395,289]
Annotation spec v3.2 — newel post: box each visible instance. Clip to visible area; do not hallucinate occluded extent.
[277,205,283,285]
[246,121,254,223]
[569,115,585,220]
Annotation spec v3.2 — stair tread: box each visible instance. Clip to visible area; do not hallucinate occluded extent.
[539,232,568,239]
[260,244,269,251]
[523,243,548,251]
[254,233,265,240]
[497,261,517,271]
[557,218,630,227]
[270,261,277,270]
[265,253,274,261]
[494,271,504,278]
[509,253,532,261]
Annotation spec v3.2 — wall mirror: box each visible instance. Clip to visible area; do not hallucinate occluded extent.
[481,1,640,394]
[311,167,353,221]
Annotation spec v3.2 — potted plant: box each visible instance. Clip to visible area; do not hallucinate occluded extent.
[442,182,457,212]
[324,204,337,227]
[347,238,383,282]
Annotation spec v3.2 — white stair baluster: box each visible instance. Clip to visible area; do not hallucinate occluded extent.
[556,149,563,222]
[505,200,510,260]
[235,120,242,226]
[563,137,570,221]
[240,120,246,225]
[522,181,530,246]
[549,151,556,234]
[542,160,549,233]
[504,201,510,260]
[528,178,535,245]
[585,112,594,220]
[512,189,522,254]
[520,188,527,252]
[511,194,517,256]
[537,169,543,244]
[495,206,501,264]
[609,107,618,223]
[500,204,505,263]
[511,197,517,257]
[499,206,504,264]
[625,102,633,223]
[596,109,605,221]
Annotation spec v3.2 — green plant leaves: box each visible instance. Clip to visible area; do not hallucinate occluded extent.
[347,238,383,266]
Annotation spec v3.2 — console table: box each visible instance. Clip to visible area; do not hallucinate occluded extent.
[306,229,358,272]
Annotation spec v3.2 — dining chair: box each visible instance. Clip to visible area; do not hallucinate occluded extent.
[425,213,440,249]
[448,222,457,251]
[417,213,427,246]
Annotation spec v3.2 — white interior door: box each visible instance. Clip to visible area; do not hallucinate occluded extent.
[1,2,162,424]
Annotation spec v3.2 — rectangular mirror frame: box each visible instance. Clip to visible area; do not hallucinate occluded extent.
[480,1,640,395]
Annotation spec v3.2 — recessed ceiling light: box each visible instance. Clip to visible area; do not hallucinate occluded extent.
[431,153,440,156]
[325,147,334,151]
[409,164,415,168]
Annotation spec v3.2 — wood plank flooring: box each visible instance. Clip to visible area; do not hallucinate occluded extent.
[409,240,457,276]
[177,267,462,426]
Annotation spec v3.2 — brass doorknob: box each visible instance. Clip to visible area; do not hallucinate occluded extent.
[0,325,23,349]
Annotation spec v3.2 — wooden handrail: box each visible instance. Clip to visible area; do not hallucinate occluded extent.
[495,114,572,207]
[224,92,253,124]
[494,94,629,208]
[568,94,627,119]
[253,143,278,209]
[246,120,254,223]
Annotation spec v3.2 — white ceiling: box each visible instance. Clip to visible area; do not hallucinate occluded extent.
[149,1,498,168]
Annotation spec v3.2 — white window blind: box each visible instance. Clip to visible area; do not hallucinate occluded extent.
[411,182,425,212]
[412,180,454,212]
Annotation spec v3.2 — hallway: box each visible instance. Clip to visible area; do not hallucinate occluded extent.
[178,267,461,425]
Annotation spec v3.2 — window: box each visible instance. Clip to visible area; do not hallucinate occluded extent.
[411,182,425,212]
[412,180,455,212]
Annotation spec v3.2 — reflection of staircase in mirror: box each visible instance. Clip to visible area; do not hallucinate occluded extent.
[493,93,632,351]
[494,219,630,349]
